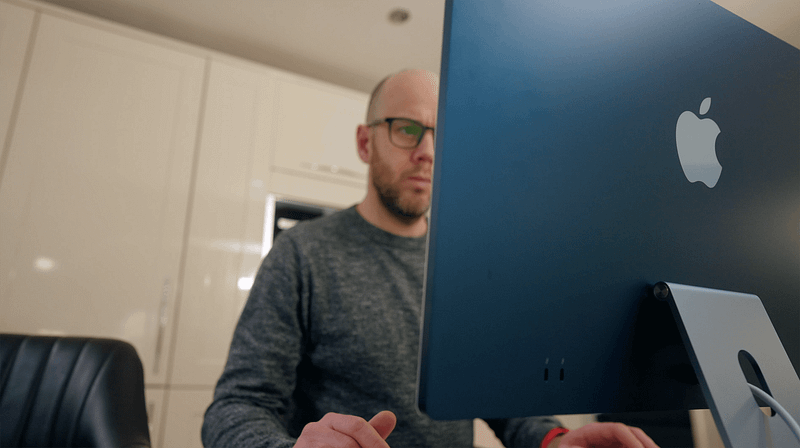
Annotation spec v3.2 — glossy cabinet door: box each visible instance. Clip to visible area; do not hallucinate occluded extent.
[0,0,35,164]
[146,387,167,447]
[269,170,366,209]
[159,388,214,448]
[0,12,204,385]
[168,58,276,387]
[271,73,369,189]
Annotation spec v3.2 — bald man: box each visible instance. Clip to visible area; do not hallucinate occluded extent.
[202,70,658,448]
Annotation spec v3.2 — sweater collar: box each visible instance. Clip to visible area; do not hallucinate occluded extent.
[345,206,427,250]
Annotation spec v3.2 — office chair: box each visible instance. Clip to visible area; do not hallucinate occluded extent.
[0,334,151,447]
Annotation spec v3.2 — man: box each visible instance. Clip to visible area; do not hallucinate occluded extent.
[202,69,658,448]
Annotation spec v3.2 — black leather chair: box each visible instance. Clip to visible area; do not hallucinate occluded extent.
[0,334,151,447]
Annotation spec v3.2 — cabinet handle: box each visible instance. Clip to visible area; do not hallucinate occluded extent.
[300,162,364,180]
[153,278,170,374]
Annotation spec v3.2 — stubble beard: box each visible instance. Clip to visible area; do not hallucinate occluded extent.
[371,151,430,223]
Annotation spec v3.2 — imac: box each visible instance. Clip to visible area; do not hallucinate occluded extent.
[417,0,799,446]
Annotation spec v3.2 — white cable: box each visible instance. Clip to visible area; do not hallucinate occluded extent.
[747,383,800,442]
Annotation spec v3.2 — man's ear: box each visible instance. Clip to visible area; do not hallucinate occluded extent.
[356,124,371,163]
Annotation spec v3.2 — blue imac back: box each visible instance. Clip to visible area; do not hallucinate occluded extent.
[418,0,799,420]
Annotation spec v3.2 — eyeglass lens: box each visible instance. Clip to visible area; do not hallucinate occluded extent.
[389,119,429,148]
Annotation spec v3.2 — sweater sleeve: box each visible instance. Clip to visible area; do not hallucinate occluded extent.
[202,234,307,448]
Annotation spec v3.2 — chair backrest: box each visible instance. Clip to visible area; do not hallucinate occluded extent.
[0,334,151,447]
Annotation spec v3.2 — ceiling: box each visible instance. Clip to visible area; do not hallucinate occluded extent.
[33,0,800,93]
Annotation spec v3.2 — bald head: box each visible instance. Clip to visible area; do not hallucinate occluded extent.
[355,69,439,236]
[366,69,439,122]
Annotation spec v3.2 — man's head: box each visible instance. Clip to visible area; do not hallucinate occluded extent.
[357,69,439,230]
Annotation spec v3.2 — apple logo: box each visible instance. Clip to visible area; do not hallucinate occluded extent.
[675,97,722,188]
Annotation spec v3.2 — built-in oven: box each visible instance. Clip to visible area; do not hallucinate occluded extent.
[261,194,338,258]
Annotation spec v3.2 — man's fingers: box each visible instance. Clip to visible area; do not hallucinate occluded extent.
[295,412,396,448]
[297,421,363,448]
[559,422,661,448]
[369,410,397,440]
[325,412,392,448]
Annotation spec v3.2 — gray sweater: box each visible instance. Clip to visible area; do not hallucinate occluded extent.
[202,207,560,447]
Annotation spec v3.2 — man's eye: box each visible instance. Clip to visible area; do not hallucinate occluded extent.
[399,125,422,136]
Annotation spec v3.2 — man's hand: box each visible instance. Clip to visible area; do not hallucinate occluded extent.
[294,410,397,448]
[550,422,660,448]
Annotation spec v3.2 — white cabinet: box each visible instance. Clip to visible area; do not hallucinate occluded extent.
[0,0,35,163]
[1,1,375,445]
[270,74,368,207]
[146,387,167,447]
[160,388,214,448]
[168,58,370,387]
[168,58,277,387]
[0,11,205,385]
[269,170,366,209]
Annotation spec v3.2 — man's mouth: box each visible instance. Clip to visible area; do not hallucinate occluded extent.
[406,175,432,189]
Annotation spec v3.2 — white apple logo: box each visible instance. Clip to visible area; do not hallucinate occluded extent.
[675,97,722,188]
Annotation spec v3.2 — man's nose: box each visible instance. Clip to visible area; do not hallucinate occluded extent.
[412,130,435,163]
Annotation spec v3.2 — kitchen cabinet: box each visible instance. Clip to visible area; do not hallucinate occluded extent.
[146,387,167,447]
[161,57,371,446]
[269,170,366,208]
[0,1,35,164]
[270,73,369,205]
[168,57,277,387]
[0,10,205,386]
[1,1,375,446]
[160,388,213,448]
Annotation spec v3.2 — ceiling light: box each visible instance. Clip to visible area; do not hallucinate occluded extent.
[34,257,56,272]
[388,8,410,24]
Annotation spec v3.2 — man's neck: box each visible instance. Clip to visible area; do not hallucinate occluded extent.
[356,200,428,238]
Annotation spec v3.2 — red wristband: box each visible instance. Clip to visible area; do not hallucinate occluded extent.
[540,427,570,448]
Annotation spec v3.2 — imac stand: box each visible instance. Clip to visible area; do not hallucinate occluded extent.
[654,282,800,448]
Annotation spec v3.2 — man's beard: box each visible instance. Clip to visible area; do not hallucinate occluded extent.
[371,151,430,222]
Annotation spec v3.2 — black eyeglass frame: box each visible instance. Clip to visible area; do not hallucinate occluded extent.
[366,117,436,149]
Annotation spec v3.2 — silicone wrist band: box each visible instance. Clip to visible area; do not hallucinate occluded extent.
[540,427,570,448]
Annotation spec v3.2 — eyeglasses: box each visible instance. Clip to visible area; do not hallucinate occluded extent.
[367,117,435,149]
